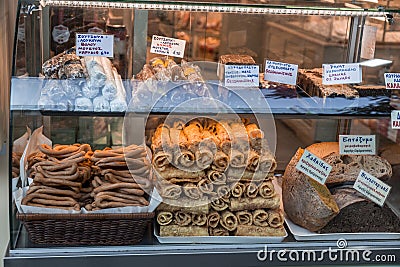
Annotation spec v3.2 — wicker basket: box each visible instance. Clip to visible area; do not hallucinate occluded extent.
[17,212,154,246]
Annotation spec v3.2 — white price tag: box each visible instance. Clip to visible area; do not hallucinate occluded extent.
[150,35,186,58]
[295,150,332,185]
[339,135,376,155]
[384,73,400,89]
[322,63,362,85]
[264,60,298,85]
[353,170,391,207]
[391,110,400,129]
[76,33,114,57]
[224,65,259,87]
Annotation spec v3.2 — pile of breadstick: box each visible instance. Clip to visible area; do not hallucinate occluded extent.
[12,152,22,178]
[23,144,93,211]
[89,144,152,210]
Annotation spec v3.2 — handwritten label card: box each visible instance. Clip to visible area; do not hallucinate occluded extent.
[339,135,376,155]
[264,60,298,85]
[295,149,332,185]
[322,63,362,85]
[224,65,259,87]
[353,170,391,207]
[391,110,400,129]
[150,35,186,58]
[385,73,400,89]
[76,33,114,57]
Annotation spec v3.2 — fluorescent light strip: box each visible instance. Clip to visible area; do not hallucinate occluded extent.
[42,0,388,17]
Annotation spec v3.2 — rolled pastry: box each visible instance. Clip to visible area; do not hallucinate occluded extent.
[207,211,220,228]
[183,120,203,145]
[267,209,285,228]
[173,149,195,169]
[231,182,246,198]
[236,211,253,226]
[174,211,192,226]
[159,183,182,200]
[226,168,271,182]
[93,96,110,112]
[198,178,216,196]
[160,225,209,236]
[230,149,247,168]
[215,122,231,153]
[155,166,205,180]
[153,150,173,170]
[246,124,264,139]
[216,185,231,201]
[253,209,269,227]
[157,198,209,214]
[195,146,213,170]
[209,227,229,236]
[183,183,203,200]
[245,182,259,198]
[152,124,171,151]
[74,97,93,111]
[229,196,280,211]
[259,181,276,199]
[211,198,229,211]
[220,211,238,231]
[157,211,174,226]
[212,151,229,171]
[207,170,227,185]
[235,225,286,236]
[259,152,277,173]
[192,214,208,226]
[247,150,260,172]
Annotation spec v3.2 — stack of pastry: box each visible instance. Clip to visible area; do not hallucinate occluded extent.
[89,145,153,210]
[23,144,93,211]
[153,118,286,237]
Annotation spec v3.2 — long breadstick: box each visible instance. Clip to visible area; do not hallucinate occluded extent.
[93,183,145,196]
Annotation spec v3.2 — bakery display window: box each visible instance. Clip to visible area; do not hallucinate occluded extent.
[5,1,400,266]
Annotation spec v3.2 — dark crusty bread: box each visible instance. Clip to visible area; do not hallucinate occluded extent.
[282,148,339,232]
[380,144,400,165]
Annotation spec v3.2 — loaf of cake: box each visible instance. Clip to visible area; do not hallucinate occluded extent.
[297,68,359,98]
[219,54,256,65]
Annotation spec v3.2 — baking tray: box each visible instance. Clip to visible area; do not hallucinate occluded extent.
[274,180,400,241]
[154,225,287,244]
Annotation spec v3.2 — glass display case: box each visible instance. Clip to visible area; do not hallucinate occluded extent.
[5,0,400,266]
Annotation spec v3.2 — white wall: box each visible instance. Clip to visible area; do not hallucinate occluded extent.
[0,0,16,266]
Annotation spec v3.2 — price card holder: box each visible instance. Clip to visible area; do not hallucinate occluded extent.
[391,110,400,129]
[150,35,186,58]
[295,149,332,185]
[322,63,362,85]
[76,33,114,57]
[353,170,391,207]
[264,60,298,85]
[339,135,376,155]
[385,73,400,89]
[223,65,259,88]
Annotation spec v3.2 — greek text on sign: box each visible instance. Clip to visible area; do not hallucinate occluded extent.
[322,63,362,85]
[76,33,113,57]
[339,135,376,155]
[225,65,259,87]
[150,35,186,58]
[353,170,391,207]
[264,60,298,85]
[295,149,332,185]
[385,73,400,89]
[392,110,400,129]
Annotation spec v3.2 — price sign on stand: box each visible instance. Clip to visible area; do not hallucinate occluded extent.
[76,33,114,57]
[353,170,391,207]
[224,65,259,87]
[391,110,400,129]
[264,60,298,85]
[295,149,332,185]
[322,63,362,85]
[384,73,400,89]
[150,35,186,58]
[339,135,376,155]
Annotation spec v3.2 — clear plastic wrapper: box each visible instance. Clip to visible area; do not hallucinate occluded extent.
[82,80,100,99]
[93,96,110,112]
[83,56,106,88]
[74,97,93,111]
[100,57,118,101]
[102,81,117,101]
[61,79,82,100]
[38,95,55,110]
[110,68,127,112]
